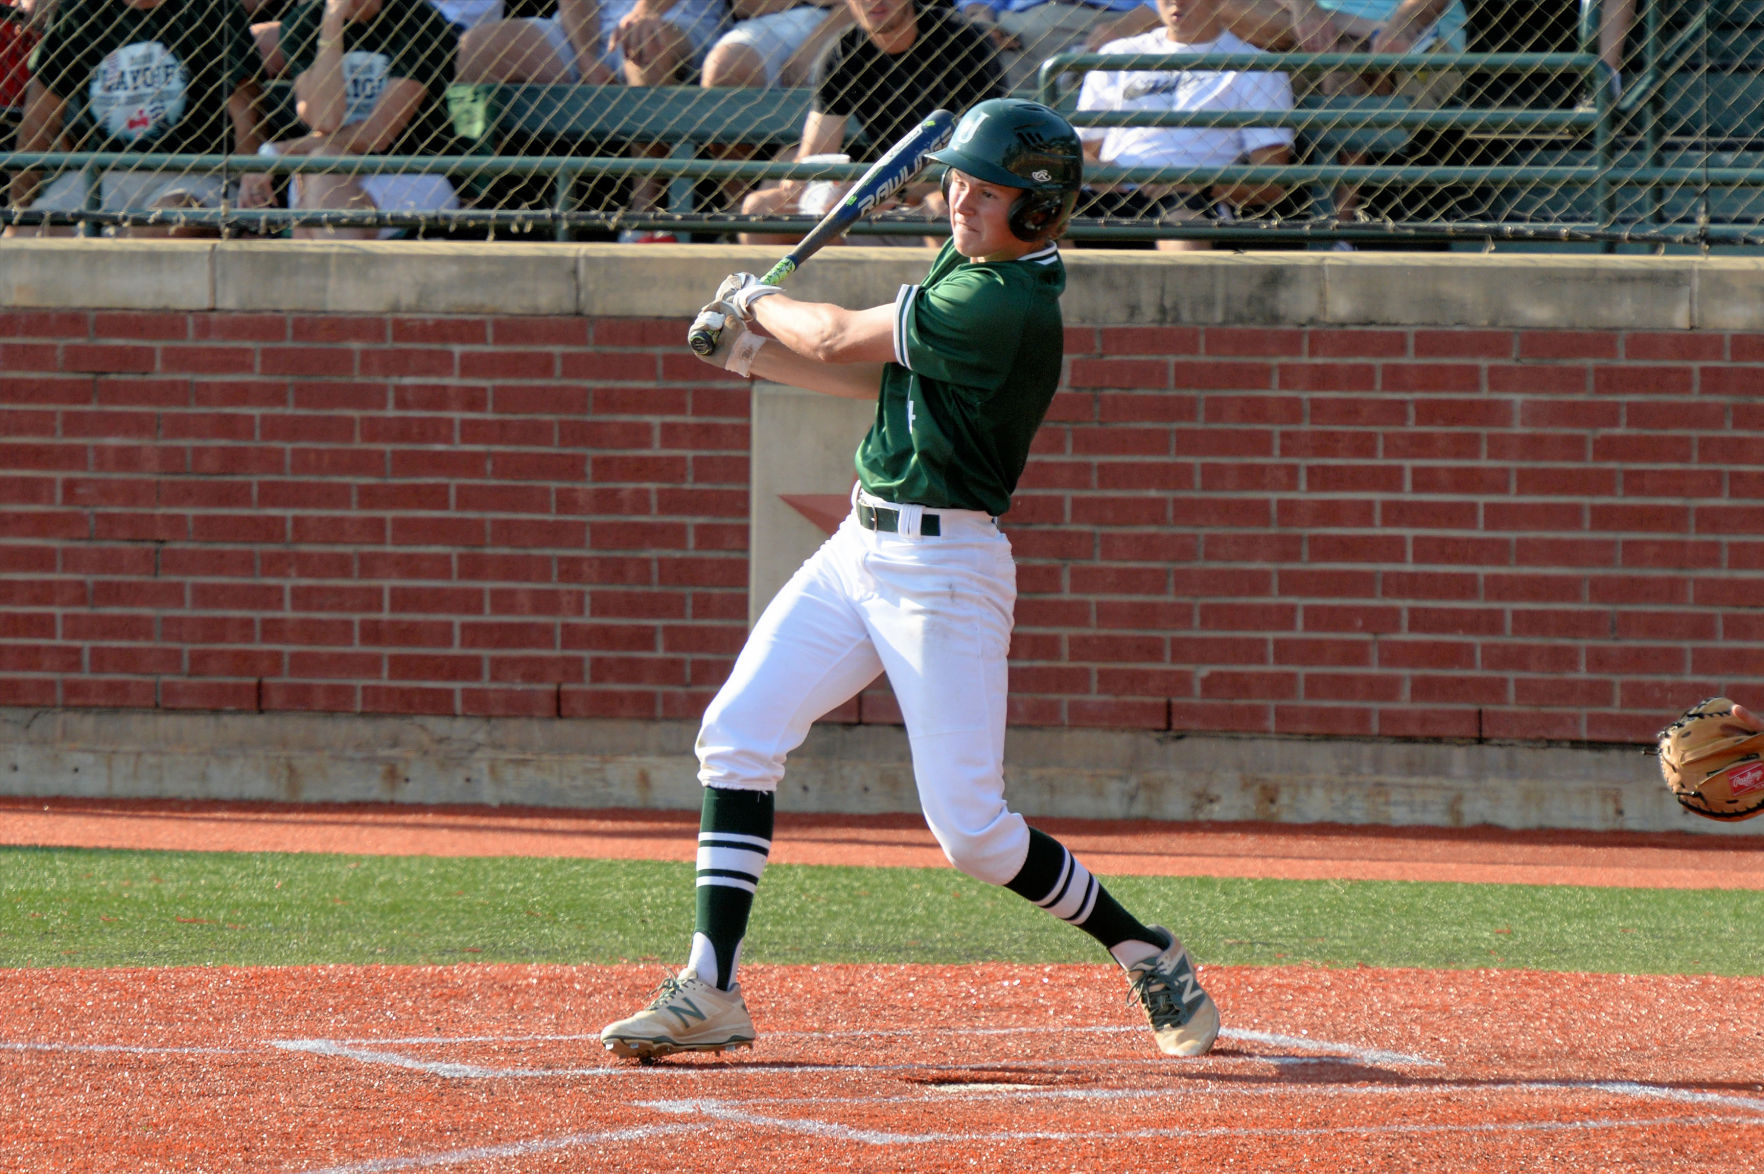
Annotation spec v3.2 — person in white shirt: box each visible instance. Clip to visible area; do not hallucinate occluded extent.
[1076,0,1292,250]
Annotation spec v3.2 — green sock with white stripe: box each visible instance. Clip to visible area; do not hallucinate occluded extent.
[1005,827,1164,969]
[689,786,774,991]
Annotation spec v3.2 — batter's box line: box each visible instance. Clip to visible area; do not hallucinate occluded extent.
[269,1038,612,1079]
[644,1099,1764,1146]
[0,1041,251,1056]
[737,1079,1764,1115]
[266,1024,1439,1076]
[289,1107,1764,1170]
[290,1124,702,1174]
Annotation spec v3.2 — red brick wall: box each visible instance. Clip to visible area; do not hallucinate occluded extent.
[2,307,1755,745]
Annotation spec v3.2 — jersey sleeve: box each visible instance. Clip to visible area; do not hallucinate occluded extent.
[894,267,1027,394]
[29,3,88,101]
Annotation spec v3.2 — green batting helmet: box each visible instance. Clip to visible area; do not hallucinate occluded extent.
[927,98,1083,242]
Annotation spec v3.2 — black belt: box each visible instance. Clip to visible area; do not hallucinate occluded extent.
[856,500,941,536]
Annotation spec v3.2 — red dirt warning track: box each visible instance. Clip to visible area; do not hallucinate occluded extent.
[3,798,1763,1173]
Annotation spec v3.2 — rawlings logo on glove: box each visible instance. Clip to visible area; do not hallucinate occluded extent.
[1655,696,1764,821]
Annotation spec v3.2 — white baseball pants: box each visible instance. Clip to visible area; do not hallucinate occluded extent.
[696,500,1032,885]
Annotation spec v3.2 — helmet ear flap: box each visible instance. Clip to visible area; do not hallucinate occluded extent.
[1008,192,1053,242]
[1009,191,1075,242]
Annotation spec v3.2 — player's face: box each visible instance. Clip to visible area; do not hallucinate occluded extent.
[945,170,1037,262]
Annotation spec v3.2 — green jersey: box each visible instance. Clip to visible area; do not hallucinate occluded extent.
[856,241,1067,517]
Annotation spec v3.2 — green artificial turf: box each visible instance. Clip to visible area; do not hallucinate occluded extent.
[1,845,1759,975]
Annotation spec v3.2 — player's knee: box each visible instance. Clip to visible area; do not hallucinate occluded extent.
[927,812,1028,887]
[695,705,787,790]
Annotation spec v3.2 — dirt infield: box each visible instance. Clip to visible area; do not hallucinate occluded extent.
[4,798,1763,1172]
[6,963,1763,1173]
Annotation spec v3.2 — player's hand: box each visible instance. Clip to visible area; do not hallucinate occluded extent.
[715,273,783,321]
[689,301,767,376]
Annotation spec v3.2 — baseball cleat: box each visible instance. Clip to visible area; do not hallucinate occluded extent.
[600,970,756,1062]
[1127,927,1220,1058]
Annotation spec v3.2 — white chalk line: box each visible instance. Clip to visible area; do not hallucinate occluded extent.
[289,1125,701,1174]
[269,1039,608,1079]
[303,1024,1434,1064]
[642,1099,1764,1146]
[8,1030,1757,1168]
[258,1023,1437,1075]
[721,1080,1764,1114]
[19,1032,1758,1121]
[283,1108,1764,1171]
[21,1031,1764,1118]
[0,1041,248,1056]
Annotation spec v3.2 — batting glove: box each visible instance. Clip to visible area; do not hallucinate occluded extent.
[715,272,782,320]
[689,301,767,377]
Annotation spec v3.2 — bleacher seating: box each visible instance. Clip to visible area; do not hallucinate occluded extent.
[12,0,1764,249]
[1471,0,1764,246]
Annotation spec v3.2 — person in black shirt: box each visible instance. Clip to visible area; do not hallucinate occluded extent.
[735,0,1002,245]
[5,0,261,237]
[239,0,462,239]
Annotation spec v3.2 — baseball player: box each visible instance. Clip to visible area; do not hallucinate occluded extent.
[600,98,1220,1062]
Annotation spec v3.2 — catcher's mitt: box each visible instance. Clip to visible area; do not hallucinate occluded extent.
[1655,697,1764,822]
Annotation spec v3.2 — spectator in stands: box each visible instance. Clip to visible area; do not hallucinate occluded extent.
[453,0,730,242]
[239,0,463,238]
[1075,0,1291,250]
[737,0,1003,245]
[256,0,503,78]
[690,0,849,220]
[5,0,263,238]
[455,0,726,86]
[1223,0,1466,99]
[700,0,845,89]
[253,1,503,81]
[1219,0,1464,236]
[959,0,1160,94]
[1,1,45,118]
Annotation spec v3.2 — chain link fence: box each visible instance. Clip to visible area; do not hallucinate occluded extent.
[1,0,1759,248]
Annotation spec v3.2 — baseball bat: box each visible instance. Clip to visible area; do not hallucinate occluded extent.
[687,108,957,356]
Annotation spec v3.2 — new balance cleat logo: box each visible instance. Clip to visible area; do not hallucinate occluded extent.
[666,997,707,1029]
